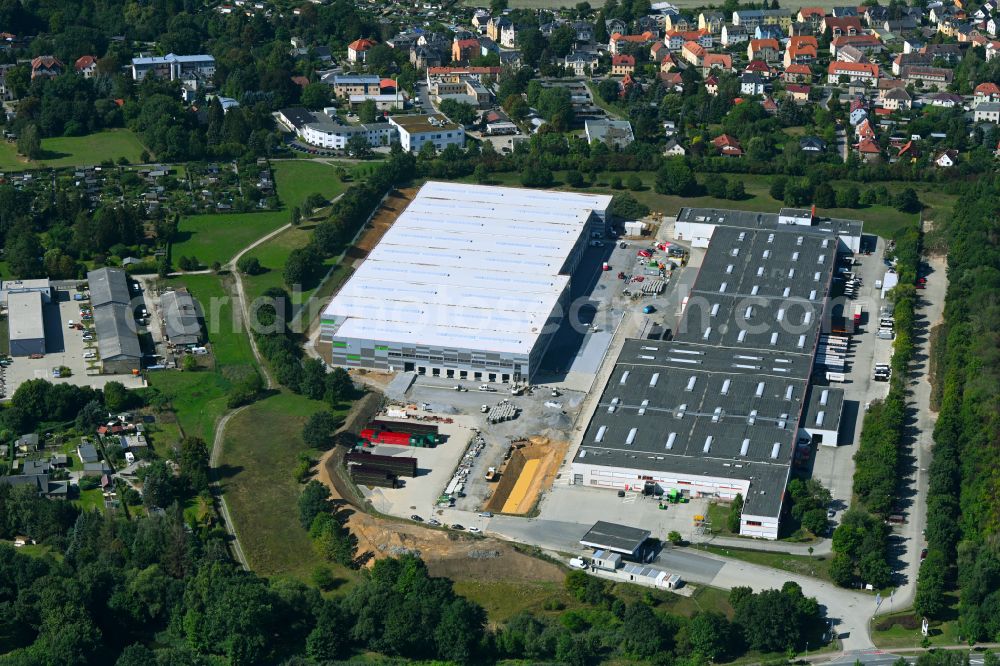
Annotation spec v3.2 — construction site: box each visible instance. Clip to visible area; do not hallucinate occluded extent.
[484,436,568,515]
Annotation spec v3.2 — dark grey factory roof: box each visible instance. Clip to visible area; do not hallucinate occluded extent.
[279,107,316,129]
[88,267,132,307]
[160,290,202,345]
[676,207,863,240]
[579,521,651,555]
[577,223,843,518]
[803,385,844,434]
[94,302,141,360]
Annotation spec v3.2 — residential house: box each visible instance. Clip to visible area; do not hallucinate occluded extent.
[831,34,885,56]
[585,119,635,148]
[411,46,444,70]
[925,91,964,107]
[712,133,743,156]
[78,441,100,464]
[784,35,819,67]
[900,65,953,89]
[827,61,879,85]
[451,38,480,63]
[660,53,678,72]
[881,87,912,110]
[934,149,959,167]
[831,5,859,17]
[856,117,876,141]
[732,9,793,31]
[849,106,869,125]
[892,52,933,75]
[974,101,1000,122]
[974,82,1000,105]
[755,25,786,40]
[761,95,779,113]
[664,14,695,32]
[897,140,920,161]
[783,63,813,82]
[75,55,97,78]
[800,135,827,152]
[348,38,376,63]
[682,41,706,66]
[663,138,686,156]
[471,11,491,31]
[650,40,670,62]
[698,11,726,33]
[721,24,749,46]
[609,31,656,54]
[822,16,863,37]
[702,53,733,74]
[855,137,882,162]
[747,38,781,62]
[131,53,215,80]
[30,55,63,79]
[15,433,39,453]
[836,45,867,63]
[388,114,464,153]
[705,75,719,95]
[487,17,510,42]
[564,52,599,76]
[786,83,811,102]
[745,59,773,77]
[573,21,595,43]
[611,54,636,75]
[797,7,827,30]
[331,74,381,98]
[741,72,766,95]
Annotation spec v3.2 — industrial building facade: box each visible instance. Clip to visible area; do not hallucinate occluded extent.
[572,211,861,539]
[321,182,612,382]
[88,268,142,374]
[674,206,863,253]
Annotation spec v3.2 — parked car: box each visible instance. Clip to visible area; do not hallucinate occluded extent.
[468,527,481,533]
[478,512,493,518]
[410,514,423,522]
[428,519,441,526]
[450,524,464,530]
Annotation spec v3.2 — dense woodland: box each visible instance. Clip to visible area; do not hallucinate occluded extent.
[0,474,829,665]
[914,173,1000,640]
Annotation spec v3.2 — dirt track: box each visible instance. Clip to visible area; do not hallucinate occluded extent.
[344,187,417,265]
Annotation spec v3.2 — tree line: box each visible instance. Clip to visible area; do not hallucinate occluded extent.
[914,174,1000,638]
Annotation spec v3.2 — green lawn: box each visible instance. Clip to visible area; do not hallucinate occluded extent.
[872,598,963,648]
[272,160,347,209]
[0,130,148,171]
[148,273,255,444]
[74,488,106,514]
[700,544,835,585]
[171,211,287,268]
[218,391,351,581]
[473,170,953,240]
[242,225,338,307]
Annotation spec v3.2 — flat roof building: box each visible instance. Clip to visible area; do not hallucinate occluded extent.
[674,206,863,253]
[580,521,652,556]
[160,289,202,346]
[572,213,855,539]
[8,290,45,357]
[388,114,465,153]
[1,279,51,304]
[321,182,612,382]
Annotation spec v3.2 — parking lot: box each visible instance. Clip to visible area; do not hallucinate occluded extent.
[2,288,146,397]
[809,234,896,515]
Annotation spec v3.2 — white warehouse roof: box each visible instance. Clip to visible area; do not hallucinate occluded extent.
[8,290,44,341]
[323,182,612,355]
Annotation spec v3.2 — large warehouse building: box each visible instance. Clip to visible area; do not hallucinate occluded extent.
[571,209,862,539]
[88,268,142,374]
[7,291,46,357]
[320,182,613,382]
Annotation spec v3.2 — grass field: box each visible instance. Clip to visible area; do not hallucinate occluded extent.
[148,273,255,444]
[871,600,962,648]
[0,130,148,171]
[454,577,733,623]
[74,488,106,514]
[218,391,351,581]
[272,160,347,210]
[171,211,287,268]
[701,544,835,584]
[470,170,954,240]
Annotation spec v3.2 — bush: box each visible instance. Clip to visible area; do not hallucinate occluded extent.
[236,255,262,275]
[626,175,643,191]
[79,476,100,491]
